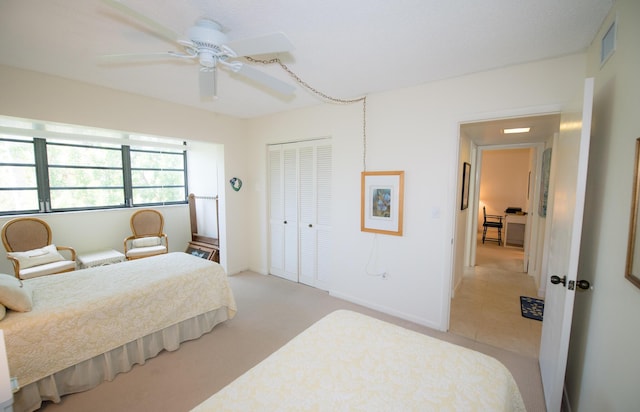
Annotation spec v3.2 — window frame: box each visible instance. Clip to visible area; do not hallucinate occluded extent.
[0,121,189,216]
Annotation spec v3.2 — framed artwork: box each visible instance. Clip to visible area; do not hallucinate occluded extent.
[539,148,552,217]
[361,171,405,236]
[461,162,471,210]
[186,241,219,262]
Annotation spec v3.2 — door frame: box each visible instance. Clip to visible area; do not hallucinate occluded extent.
[448,106,563,329]
[468,142,545,278]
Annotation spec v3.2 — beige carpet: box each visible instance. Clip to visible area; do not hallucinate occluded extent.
[41,272,545,412]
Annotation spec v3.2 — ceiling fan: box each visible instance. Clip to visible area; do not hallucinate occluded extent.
[102,0,296,99]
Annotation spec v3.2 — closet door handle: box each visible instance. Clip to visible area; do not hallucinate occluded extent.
[284,220,288,224]
[308,224,313,228]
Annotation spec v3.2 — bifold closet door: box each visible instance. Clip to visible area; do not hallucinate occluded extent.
[298,144,331,287]
[268,141,331,288]
[269,145,299,282]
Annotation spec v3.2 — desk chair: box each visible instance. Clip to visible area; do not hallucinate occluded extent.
[482,206,503,246]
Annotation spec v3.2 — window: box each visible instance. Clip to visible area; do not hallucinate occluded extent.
[130,147,187,205]
[0,135,39,214]
[0,116,188,215]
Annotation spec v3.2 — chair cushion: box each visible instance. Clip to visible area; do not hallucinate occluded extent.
[132,236,162,248]
[0,273,33,312]
[0,304,6,321]
[7,244,65,269]
[125,245,167,258]
[19,260,77,280]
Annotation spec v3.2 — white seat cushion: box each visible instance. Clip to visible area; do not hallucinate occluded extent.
[131,236,162,248]
[125,245,167,259]
[19,260,77,280]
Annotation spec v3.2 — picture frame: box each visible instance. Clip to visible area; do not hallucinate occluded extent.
[539,148,552,217]
[461,162,471,210]
[186,241,219,262]
[625,138,640,289]
[361,171,404,236]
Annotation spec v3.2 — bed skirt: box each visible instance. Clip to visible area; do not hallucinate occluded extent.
[13,307,231,412]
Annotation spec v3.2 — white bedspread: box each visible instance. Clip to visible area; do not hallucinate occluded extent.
[193,310,525,412]
[2,252,236,388]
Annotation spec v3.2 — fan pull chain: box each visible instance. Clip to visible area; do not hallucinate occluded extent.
[245,56,368,171]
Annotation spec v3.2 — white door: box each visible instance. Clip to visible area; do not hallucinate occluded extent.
[268,144,298,282]
[269,141,332,286]
[539,78,594,412]
[298,143,332,288]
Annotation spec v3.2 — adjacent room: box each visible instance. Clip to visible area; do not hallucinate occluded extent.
[1,1,639,411]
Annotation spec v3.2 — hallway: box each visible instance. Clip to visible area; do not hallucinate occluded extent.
[449,238,542,358]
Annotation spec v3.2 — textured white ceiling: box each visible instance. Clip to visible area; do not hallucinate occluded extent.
[0,0,612,119]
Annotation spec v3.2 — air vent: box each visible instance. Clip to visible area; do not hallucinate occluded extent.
[600,19,616,66]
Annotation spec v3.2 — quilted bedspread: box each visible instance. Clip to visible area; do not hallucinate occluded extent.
[193,310,525,412]
[2,252,237,387]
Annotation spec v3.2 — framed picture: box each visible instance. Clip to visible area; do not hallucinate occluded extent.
[461,162,471,210]
[361,171,405,236]
[186,241,219,262]
[539,148,552,217]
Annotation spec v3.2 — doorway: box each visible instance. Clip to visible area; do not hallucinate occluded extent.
[449,233,542,357]
[450,113,560,356]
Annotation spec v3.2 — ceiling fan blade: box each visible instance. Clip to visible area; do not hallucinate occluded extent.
[98,52,178,63]
[226,32,294,57]
[102,0,180,43]
[233,64,295,95]
[199,70,218,100]
[98,52,186,64]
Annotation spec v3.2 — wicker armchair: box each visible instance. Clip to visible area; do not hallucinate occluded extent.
[124,209,169,260]
[1,217,77,279]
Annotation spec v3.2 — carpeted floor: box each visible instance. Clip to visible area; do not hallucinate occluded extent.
[41,271,546,412]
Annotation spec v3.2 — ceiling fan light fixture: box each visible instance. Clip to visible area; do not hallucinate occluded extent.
[503,127,531,134]
[198,51,216,68]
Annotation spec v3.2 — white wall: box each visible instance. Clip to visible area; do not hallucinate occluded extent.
[452,133,473,296]
[0,206,190,276]
[246,53,587,329]
[479,148,531,221]
[0,65,249,275]
[566,1,640,410]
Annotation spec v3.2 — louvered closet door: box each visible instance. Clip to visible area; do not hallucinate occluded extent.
[268,140,331,289]
[281,146,299,281]
[299,143,332,288]
[315,144,332,286]
[268,145,298,282]
[268,146,285,277]
[298,145,315,286]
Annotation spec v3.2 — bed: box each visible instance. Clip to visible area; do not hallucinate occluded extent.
[1,252,237,412]
[192,310,525,412]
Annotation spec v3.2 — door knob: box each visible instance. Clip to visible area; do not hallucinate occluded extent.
[308,224,313,228]
[550,275,566,287]
[576,280,591,290]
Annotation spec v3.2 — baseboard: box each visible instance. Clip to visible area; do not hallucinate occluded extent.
[328,290,442,330]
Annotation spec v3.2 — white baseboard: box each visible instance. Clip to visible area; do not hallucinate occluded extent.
[328,290,442,330]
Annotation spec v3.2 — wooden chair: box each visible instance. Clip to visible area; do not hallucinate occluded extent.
[1,217,77,279]
[482,206,504,246]
[124,209,168,260]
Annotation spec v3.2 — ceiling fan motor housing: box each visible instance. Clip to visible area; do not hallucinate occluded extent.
[188,19,227,49]
[188,19,229,68]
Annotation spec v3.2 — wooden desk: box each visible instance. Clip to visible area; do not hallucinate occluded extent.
[504,214,527,248]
